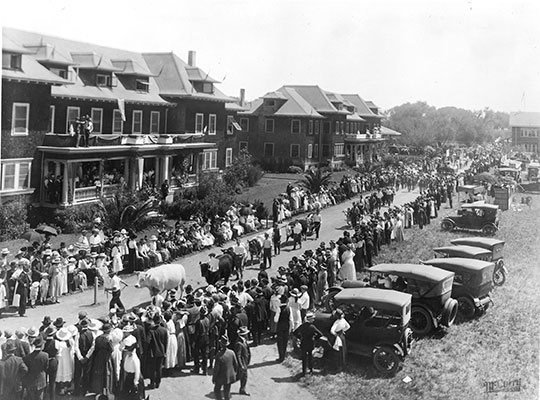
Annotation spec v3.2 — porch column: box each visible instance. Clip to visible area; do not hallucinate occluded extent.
[137,157,144,190]
[162,155,170,182]
[368,144,373,163]
[99,160,105,196]
[61,162,69,206]
[123,158,129,186]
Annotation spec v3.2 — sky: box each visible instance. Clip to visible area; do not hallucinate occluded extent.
[2,0,539,113]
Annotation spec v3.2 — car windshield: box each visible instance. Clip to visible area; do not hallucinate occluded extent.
[337,303,404,328]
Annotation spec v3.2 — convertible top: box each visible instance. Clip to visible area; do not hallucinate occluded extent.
[334,287,411,310]
[370,263,454,283]
[461,202,499,210]
[450,237,505,249]
[423,257,494,272]
[433,245,492,257]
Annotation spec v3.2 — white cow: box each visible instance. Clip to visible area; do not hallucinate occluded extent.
[134,263,186,298]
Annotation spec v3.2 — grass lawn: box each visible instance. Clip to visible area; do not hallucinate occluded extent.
[294,196,540,400]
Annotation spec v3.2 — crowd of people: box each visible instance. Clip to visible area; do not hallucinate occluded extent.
[5,147,509,399]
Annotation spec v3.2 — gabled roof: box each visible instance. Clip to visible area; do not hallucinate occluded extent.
[509,112,540,127]
[3,27,168,104]
[365,100,379,110]
[262,91,287,100]
[2,55,73,85]
[346,112,366,122]
[281,85,342,114]
[2,34,33,54]
[24,43,76,66]
[241,98,264,115]
[342,94,382,118]
[274,87,323,118]
[185,66,219,83]
[111,59,155,77]
[142,52,232,102]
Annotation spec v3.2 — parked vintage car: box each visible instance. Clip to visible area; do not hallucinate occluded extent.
[315,287,413,374]
[368,264,458,336]
[440,202,500,236]
[449,237,507,286]
[421,257,494,319]
[527,162,540,181]
[498,167,521,182]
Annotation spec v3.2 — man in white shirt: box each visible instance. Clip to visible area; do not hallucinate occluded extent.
[311,210,322,239]
[233,239,248,279]
[292,221,303,250]
[262,233,273,269]
[298,285,310,321]
[106,271,128,312]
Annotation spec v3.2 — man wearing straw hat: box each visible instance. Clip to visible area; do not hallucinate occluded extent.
[293,311,323,377]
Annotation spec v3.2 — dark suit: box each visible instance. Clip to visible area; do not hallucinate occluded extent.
[0,353,28,400]
[146,323,168,388]
[293,321,322,375]
[193,316,210,374]
[74,329,93,395]
[23,350,49,400]
[212,348,238,400]
[233,337,251,393]
[276,306,290,361]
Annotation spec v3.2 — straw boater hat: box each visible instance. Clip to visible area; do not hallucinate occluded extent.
[97,253,107,259]
[44,326,57,338]
[290,288,301,297]
[124,335,137,350]
[1,248,9,256]
[305,311,315,321]
[122,324,135,333]
[88,319,103,331]
[149,235,158,241]
[26,326,39,338]
[238,326,250,336]
[56,327,72,341]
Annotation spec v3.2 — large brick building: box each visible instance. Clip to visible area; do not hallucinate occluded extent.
[1,27,242,208]
[509,112,540,154]
[237,85,384,171]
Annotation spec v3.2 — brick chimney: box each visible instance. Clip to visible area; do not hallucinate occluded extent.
[188,50,196,67]
[240,88,245,107]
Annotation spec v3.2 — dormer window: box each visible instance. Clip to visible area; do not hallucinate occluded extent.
[136,78,150,92]
[2,53,22,70]
[192,81,214,94]
[49,67,70,80]
[265,99,275,107]
[96,74,112,87]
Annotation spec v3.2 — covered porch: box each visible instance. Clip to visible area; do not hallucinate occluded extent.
[36,137,214,207]
[344,133,385,167]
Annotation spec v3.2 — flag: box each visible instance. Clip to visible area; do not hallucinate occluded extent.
[203,126,208,134]
[117,98,126,121]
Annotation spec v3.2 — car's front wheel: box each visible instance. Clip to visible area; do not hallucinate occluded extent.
[457,296,476,320]
[482,224,497,236]
[441,220,454,232]
[372,346,400,375]
[410,307,433,336]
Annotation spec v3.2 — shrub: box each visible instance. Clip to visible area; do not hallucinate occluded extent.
[223,149,264,188]
[246,165,264,187]
[54,203,99,233]
[0,200,29,241]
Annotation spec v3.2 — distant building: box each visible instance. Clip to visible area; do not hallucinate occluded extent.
[238,85,384,171]
[1,27,240,208]
[509,112,540,154]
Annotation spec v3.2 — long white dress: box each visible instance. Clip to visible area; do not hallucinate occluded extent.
[165,319,178,369]
[55,339,75,382]
[287,297,302,331]
[111,245,123,273]
[340,249,357,281]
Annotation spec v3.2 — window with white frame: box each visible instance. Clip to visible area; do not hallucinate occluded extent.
[208,114,217,135]
[239,141,248,151]
[132,110,143,134]
[264,142,274,157]
[91,108,103,134]
[307,144,313,159]
[1,160,31,191]
[150,111,160,134]
[2,53,22,70]
[66,106,80,134]
[315,120,320,135]
[202,150,218,170]
[335,121,340,134]
[265,118,274,133]
[11,103,30,136]
[290,144,300,157]
[96,74,112,87]
[195,113,204,133]
[225,148,233,167]
[240,118,249,132]
[113,110,124,134]
[308,120,313,135]
[291,119,301,134]
[48,106,55,133]
[334,143,344,156]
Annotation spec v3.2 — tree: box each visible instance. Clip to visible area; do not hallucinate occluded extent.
[223,149,264,190]
[295,167,333,194]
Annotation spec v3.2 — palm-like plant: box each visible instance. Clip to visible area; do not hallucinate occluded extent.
[296,167,333,194]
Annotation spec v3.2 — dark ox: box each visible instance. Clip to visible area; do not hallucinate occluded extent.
[200,253,233,286]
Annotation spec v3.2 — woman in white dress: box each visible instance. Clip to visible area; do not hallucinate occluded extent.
[330,309,351,371]
[55,327,75,395]
[164,311,178,370]
[340,245,357,281]
[48,257,63,303]
[111,237,123,274]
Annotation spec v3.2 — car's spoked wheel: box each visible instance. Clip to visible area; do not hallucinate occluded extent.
[410,307,433,336]
[373,346,400,375]
[493,266,506,286]
[441,220,453,232]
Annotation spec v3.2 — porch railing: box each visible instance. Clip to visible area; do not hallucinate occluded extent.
[73,184,120,203]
